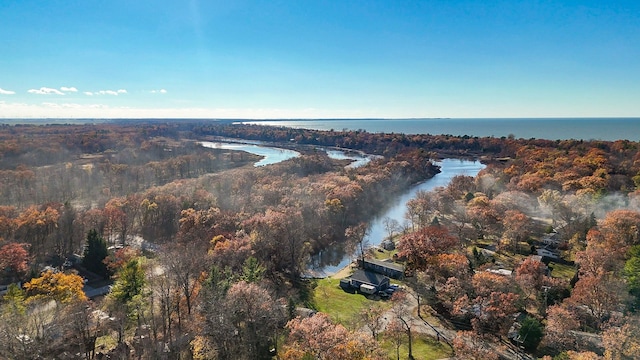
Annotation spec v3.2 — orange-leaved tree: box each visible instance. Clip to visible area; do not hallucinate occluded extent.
[0,242,30,281]
[23,270,87,303]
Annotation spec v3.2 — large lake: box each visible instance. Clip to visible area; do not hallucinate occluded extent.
[309,158,485,276]
[238,118,640,141]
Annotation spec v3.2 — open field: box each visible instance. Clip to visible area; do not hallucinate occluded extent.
[313,277,390,324]
[381,335,452,360]
[549,261,576,280]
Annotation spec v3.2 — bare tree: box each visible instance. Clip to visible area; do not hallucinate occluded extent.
[162,241,207,317]
[63,300,102,360]
[391,291,416,360]
[383,217,400,241]
[346,222,369,266]
[358,304,385,341]
[385,318,405,360]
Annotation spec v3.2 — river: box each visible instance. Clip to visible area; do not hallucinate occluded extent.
[200,140,377,168]
[200,141,301,167]
[200,140,485,276]
[309,158,485,276]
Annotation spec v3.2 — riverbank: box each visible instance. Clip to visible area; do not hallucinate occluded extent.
[329,263,356,279]
[311,158,486,275]
[202,137,483,277]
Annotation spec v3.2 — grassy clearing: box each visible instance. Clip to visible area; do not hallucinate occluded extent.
[549,262,576,280]
[313,278,389,325]
[416,307,444,328]
[381,334,452,360]
[95,333,117,353]
[371,247,399,261]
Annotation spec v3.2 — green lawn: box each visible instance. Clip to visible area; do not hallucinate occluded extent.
[371,248,398,260]
[381,334,452,360]
[313,279,452,359]
[549,262,576,280]
[313,278,389,324]
[95,333,118,353]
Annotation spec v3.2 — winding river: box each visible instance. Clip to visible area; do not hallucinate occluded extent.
[201,141,377,169]
[200,141,301,167]
[199,141,485,275]
[310,158,485,276]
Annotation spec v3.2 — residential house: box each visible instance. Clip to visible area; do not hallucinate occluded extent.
[361,258,405,279]
[486,268,513,277]
[537,246,560,259]
[347,269,390,293]
[541,232,562,247]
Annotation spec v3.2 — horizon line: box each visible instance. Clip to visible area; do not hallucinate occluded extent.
[2,116,640,122]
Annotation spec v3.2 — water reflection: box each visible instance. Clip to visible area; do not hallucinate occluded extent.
[200,140,486,277]
[324,148,382,169]
[200,141,300,167]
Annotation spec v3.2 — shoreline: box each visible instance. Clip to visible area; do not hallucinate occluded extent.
[330,263,356,279]
[305,262,356,280]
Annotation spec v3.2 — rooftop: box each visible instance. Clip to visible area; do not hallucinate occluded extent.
[350,269,389,286]
[363,258,405,272]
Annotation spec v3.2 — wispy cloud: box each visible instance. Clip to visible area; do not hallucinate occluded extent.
[28,87,65,95]
[0,88,16,95]
[60,86,78,92]
[93,89,127,96]
[41,102,109,109]
[150,89,168,94]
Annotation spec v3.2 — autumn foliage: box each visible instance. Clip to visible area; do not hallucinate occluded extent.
[0,242,29,280]
[2,121,640,358]
[283,313,384,360]
[23,270,87,303]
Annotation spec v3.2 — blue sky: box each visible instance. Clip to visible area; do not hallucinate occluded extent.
[1,0,639,118]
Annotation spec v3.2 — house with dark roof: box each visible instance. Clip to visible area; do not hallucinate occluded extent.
[537,246,560,260]
[361,258,405,279]
[347,269,390,293]
[542,232,562,247]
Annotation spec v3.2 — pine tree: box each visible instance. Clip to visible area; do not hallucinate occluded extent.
[82,229,108,277]
[241,256,265,283]
[110,259,145,304]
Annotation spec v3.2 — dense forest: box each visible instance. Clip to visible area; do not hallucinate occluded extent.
[1,120,639,360]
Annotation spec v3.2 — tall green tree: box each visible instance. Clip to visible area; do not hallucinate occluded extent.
[241,256,265,283]
[518,316,544,351]
[110,259,145,304]
[82,229,108,277]
[624,245,640,311]
[106,258,147,345]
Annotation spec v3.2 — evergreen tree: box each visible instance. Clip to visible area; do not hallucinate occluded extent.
[82,229,108,277]
[518,316,544,351]
[241,256,265,283]
[110,259,145,304]
[624,245,640,311]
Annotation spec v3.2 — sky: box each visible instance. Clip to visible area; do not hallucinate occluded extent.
[1,0,639,119]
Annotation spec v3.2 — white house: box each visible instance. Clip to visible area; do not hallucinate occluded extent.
[537,246,559,259]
